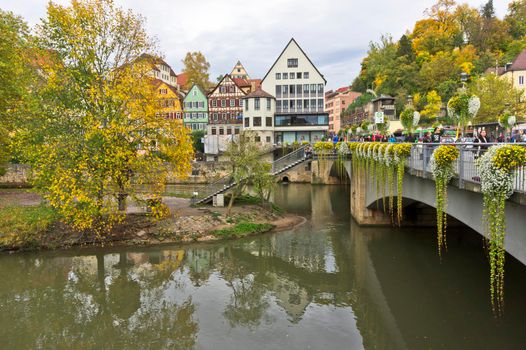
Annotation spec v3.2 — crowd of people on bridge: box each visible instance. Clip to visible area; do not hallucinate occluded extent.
[326,126,526,145]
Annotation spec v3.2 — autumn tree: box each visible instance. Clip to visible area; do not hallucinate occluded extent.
[182,52,210,90]
[0,10,32,175]
[17,0,193,231]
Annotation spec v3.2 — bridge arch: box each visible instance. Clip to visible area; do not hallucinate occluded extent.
[362,174,526,265]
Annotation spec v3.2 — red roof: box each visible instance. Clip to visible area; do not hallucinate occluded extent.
[509,49,526,71]
[177,72,189,87]
[243,88,274,99]
[232,77,251,87]
[336,86,350,93]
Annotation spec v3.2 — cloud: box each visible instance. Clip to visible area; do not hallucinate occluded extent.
[1,0,510,89]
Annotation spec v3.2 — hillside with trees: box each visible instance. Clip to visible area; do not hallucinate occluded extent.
[350,0,526,123]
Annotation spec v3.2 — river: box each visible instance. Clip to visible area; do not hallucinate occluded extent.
[1,184,526,349]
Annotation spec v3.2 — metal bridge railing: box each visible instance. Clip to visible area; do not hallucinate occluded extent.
[408,143,526,194]
[271,145,307,174]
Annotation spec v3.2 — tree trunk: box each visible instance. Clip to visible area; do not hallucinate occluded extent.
[117,193,127,211]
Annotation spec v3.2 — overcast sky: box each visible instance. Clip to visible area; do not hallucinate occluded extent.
[1,0,510,89]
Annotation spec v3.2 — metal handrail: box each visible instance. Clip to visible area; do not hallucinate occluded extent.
[194,145,309,203]
[406,142,526,194]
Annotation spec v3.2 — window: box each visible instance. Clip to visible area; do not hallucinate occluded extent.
[212,99,217,107]
[289,72,295,80]
[193,101,198,108]
[220,86,225,93]
[283,85,288,96]
[296,84,303,97]
[266,98,271,110]
[229,86,235,93]
[290,85,295,95]
[230,99,235,107]
[192,112,197,119]
[211,127,217,135]
[221,99,226,107]
[245,118,250,127]
[255,136,261,142]
[303,84,309,95]
[235,127,240,135]
[287,58,298,67]
[159,88,167,94]
[255,98,260,110]
[227,128,232,135]
[213,113,218,120]
[219,128,224,135]
[318,99,324,110]
[276,85,282,97]
[297,72,302,79]
[239,99,243,107]
[310,99,316,109]
[283,73,288,79]
[304,72,309,79]
[310,84,316,93]
[276,100,282,111]
[266,136,271,143]
[317,84,324,94]
[282,100,289,111]
[304,99,309,109]
[245,99,249,111]
[290,100,295,110]
[266,117,272,127]
[520,76,525,85]
[253,117,262,126]
[221,113,226,120]
[276,73,281,80]
[193,90,197,96]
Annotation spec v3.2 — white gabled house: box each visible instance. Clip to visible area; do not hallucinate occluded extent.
[262,38,329,144]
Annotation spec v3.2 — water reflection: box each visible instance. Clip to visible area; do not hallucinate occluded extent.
[1,184,526,349]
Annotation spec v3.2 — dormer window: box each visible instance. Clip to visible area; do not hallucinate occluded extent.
[288,58,298,68]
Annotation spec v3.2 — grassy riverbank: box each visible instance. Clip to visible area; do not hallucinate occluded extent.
[0,197,303,252]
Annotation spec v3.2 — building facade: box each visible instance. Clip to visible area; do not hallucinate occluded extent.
[153,79,183,122]
[261,38,329,143]
[230,61,250,80]
[325,87,361,133]
[242,89,276,145]
[138,53,178,88]
[488,49,526,98]
[183,84,208,131]
[204,74,247,157]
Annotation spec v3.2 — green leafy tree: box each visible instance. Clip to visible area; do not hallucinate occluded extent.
[191,129,205,154]
[17,0,193,231]
[468,73,525,123]
[225,131,272,214]
[182,52,210,91]
[505,0,526,39]
[0,10,32,175]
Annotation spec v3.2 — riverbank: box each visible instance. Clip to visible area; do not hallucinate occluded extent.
[0,194,305,252]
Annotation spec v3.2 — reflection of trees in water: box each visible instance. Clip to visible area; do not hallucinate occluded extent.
[0,250,198,349]
[219,248,271,329]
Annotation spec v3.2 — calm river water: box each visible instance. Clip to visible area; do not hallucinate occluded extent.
[2,184,526,349]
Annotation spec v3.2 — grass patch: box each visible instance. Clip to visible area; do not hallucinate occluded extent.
[0,204,60,250]
[211,222,274,239]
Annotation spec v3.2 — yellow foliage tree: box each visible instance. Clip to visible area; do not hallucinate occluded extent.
[421,90,443,120]
[17,0,193,232]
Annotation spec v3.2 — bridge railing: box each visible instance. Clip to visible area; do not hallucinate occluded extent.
[271,145,307,174]
[407,143,526,194]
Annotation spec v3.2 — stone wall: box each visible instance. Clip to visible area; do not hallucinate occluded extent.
[0,164,31,187]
